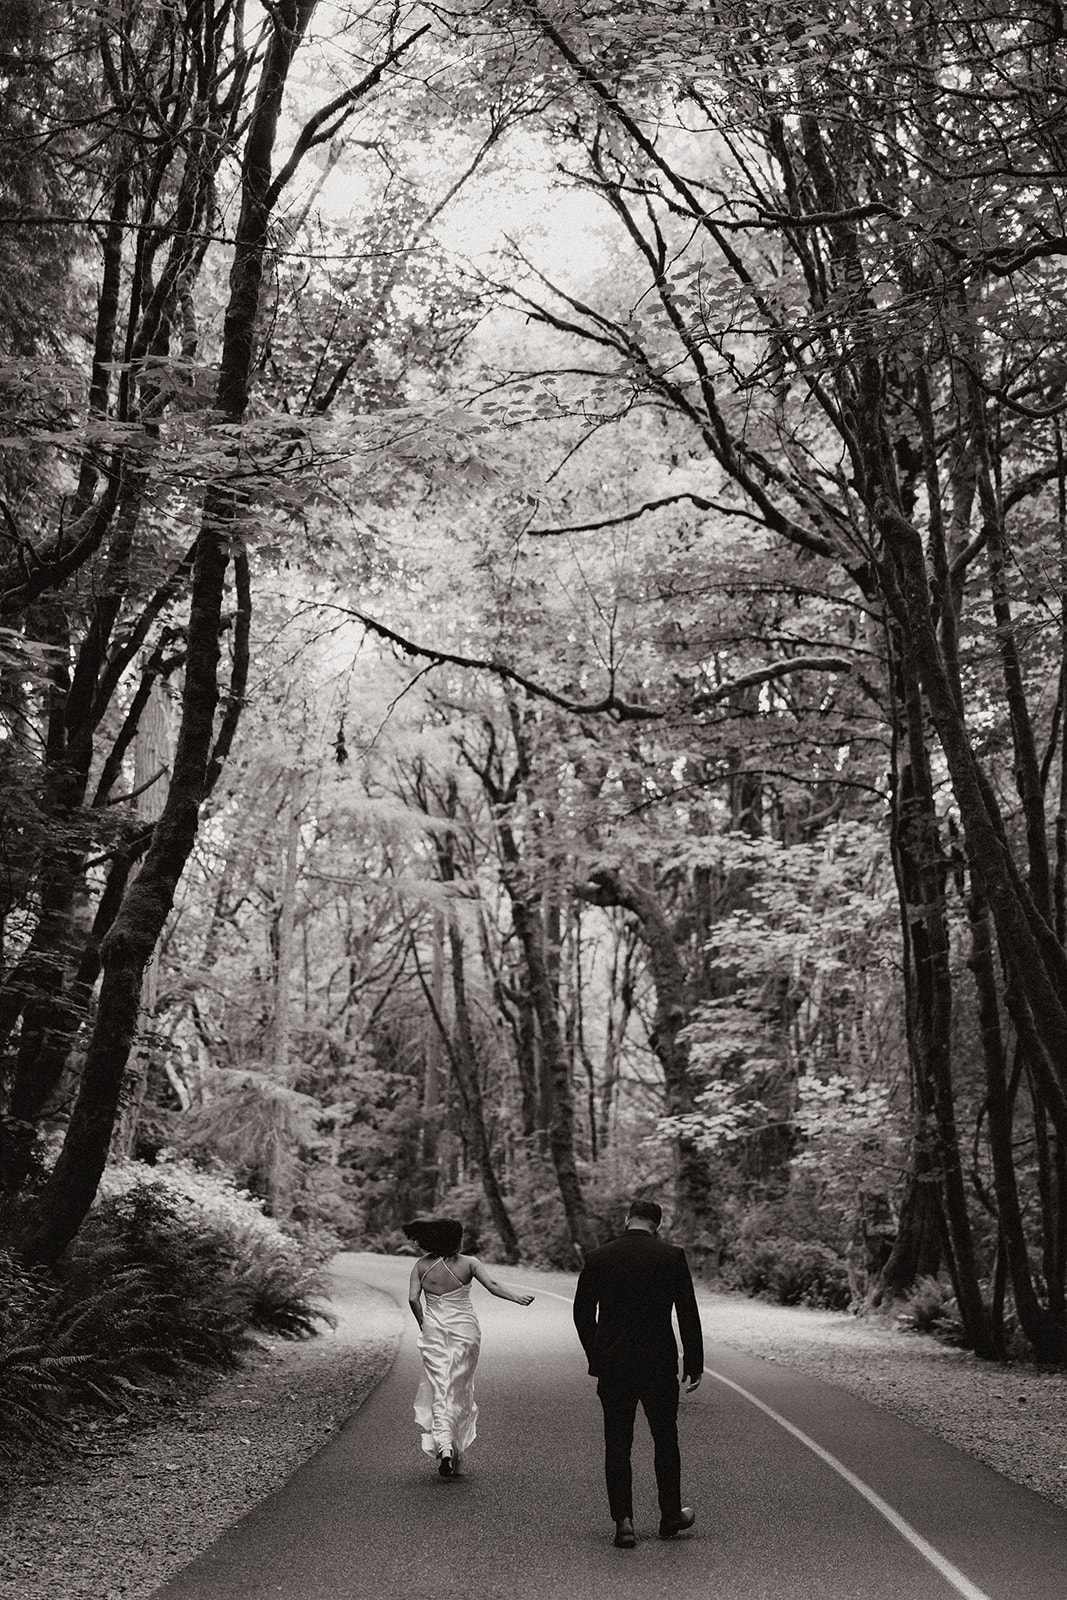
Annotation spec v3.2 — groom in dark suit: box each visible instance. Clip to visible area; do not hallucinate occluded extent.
[573,1198,704,1548]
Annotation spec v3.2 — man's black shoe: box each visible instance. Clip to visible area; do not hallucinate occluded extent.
[614,1517,636,1548]
[658,1507,695,1539]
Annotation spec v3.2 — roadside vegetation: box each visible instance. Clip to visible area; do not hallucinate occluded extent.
[0,1162,328,1463]
[4,1,1067,1474]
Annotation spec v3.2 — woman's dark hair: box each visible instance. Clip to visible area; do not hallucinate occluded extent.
[403,1217,464,1257]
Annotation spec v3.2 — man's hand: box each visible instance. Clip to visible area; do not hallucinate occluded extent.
[685,1373,702,1392]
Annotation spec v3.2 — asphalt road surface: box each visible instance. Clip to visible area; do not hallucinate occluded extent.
[151,1253,1067,1600]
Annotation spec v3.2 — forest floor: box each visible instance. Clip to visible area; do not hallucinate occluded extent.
[2,1263,1067,1600]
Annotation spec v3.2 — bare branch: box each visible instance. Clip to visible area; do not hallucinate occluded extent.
[526,491,759,537]
[265,24,432,209]
[691,655,853,710]
[323,602,661,721]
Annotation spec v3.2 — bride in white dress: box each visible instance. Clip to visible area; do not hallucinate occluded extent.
[404,1218,534,1477]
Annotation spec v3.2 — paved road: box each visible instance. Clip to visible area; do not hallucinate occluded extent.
[152,1253,1067,1600]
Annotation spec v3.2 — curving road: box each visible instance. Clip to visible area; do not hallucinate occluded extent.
[151,1253,1067,1600]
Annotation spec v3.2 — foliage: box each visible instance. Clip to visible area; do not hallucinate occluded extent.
[0,1251,72,1455]
[166,1070,352,1247]
[95,1161,331,1333]
[896,1277,968,1348]
[5,0,1067,1364]
[0,1162,328,1462]
[723,1231,853,1312]
[658,825,905,1253]
[489,0,1067,1358]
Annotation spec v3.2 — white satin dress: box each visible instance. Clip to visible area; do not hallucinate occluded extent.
[414,1257,480,1463]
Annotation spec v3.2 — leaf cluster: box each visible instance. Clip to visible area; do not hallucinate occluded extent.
[0,1165,328,1463]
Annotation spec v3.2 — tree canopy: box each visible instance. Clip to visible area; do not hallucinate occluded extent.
[3,0,1067,1363]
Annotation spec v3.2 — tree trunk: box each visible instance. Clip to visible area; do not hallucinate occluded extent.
[114,673,172,1157]
[15,519,230,1264]
[13,1,320,1268]
[477,748,593,1259]
[271,770,303,1080]
[506,882,593,1260]
[875,1154,942,1302]
[578,866,713,1246]
[968,889,1066,1361]
[415,803,519,1257]
[421,909,445,1208]
[446,919,520,1263]
[879,622,993,1353]
[881,500,1067,1134]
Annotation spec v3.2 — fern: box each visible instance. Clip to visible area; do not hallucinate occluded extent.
[0,1165,331,1464]
[0,1339,93,1456]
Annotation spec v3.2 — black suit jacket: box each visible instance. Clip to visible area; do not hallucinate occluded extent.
[573,1228,704,1386]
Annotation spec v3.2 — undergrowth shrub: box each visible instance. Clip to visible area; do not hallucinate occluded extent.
[60,1184,257,1372]
[726,1234,853,1310]
[897,1275,967,1345]
[0,1160,329,1463]
[108,1161,331,1325]
[0,1252,71,1456]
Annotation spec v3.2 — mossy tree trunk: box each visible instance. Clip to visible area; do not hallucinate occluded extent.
[14,0,319,1268]
[577,866,714,1248]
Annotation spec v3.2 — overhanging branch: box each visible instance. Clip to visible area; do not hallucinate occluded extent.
[322,604,854,724]
[328,603,660,721]
[692,655,853,709]
[526,491,759,536]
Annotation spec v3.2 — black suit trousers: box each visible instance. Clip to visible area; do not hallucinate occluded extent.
[596,1370,681,1521]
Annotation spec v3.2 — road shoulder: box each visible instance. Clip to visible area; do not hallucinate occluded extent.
[0,1268,402,1600]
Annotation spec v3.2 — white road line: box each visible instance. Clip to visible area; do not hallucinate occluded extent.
[703,1364,992,1600]
[524,1285,993,1600]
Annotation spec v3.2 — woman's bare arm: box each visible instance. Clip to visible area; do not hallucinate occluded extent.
[470,1258,534,1305]
[407,1261,424,1327]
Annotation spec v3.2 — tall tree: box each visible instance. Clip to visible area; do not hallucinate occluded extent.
[496,0,1067,1354]
[7,0,432,1265]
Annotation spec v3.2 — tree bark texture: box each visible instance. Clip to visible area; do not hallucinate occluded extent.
[878,623,992,1354]
[880,500,1067,1134]
[578,866,714,1246]
[14,1,319,1267]
[967,889,1066,1361]
[506,888,594,1260]
[446,919,520,1263]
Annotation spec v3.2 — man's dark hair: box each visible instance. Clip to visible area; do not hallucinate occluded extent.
[402,1217,464,1256]
[627,1198,662,1228]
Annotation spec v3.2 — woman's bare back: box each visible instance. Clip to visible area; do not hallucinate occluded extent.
[419,1252,475,1296]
